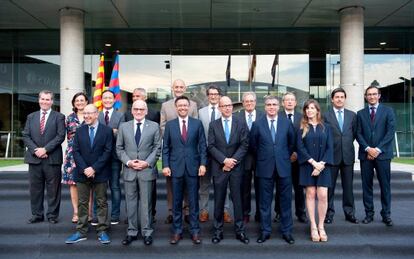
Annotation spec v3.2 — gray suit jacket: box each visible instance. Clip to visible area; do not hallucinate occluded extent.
[160,98,198,135]
[116,120,161,181]
[323,107,356,165]
[198,105,221,138]
[22,110,66,165]
[99,109,125,159]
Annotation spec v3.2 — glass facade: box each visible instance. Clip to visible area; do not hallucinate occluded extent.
[0,29,413,157]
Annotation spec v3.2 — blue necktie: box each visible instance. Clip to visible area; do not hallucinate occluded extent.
[135,123,141,147]
[270,119,276,143]
[224,119,230,144]
[247,113,253,130]
[89,126,95,148]
[337,110,343,132]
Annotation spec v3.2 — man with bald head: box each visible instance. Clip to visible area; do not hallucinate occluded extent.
[66,104,113,244]
[208,96,249,244]
[160,79,198,224]
[117,100,161,246]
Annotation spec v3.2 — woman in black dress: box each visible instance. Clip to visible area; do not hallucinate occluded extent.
[297,99,333,242]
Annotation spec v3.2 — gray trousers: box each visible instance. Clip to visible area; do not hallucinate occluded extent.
[125,178,153,237]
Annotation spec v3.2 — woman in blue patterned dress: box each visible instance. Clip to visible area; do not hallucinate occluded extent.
[62,92,88,223]
[297,99,333,243]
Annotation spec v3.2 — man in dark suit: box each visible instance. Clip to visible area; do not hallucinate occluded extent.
[274,92,307,224]
[324,88,358,224]
[96,90,125,225]
[356,85,396,227]
[117,100,161,246]
[162,96,207,245]
[208,96,250,244]
[235,91,263,223]
[124,87,160,223]
[250,96,295,244]
[23,90,65,224]
[66,104,113,244]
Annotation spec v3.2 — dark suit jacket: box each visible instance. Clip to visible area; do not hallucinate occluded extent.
[323,108,356,165]
[356,104,396,160]
[297,124,334,166]
[279,110,302,152]
[125,108,160,124]
[22,110,66,165]
[250,115,295,178]
[235,109,264,171]
[162,117,207,177]
[99,109,125,159]
[208,116,249,177]
[73,123,113,183]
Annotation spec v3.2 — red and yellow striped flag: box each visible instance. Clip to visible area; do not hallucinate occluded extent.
[93,54,105,111]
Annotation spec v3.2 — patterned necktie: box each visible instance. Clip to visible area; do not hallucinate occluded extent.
[181,120,187,142]
[370,107,375,123]
[287,113,293,123]
[105,110,109,125]
[337,110,343,132]
[89,126,95,148]
[247,113,253,130]
[40,111,47,135]
[270,119,276,143]
[135,122,142,146]
[224,119,230,144]
[211,106,216,122]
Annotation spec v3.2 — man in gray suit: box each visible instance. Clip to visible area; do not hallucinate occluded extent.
[117,100,161,246]
[23,90,65,224]
[324,88,358,224]
[96,90,125,225]
[160,79,198,224]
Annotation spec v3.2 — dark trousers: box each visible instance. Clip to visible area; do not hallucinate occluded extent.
[77,181,109,235]
[259,174,293,235]
[171,169,200,235]
[109,159,121,220]
[274,161,305,218]
[213,171,244,235]
[28,161,61,219]
[241,168,260,217]
[327,163,356,219]
[360,159,391,219]
[151,178,157,217]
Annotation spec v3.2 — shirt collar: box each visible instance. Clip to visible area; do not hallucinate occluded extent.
[333,107,344,113]
[40,108,51,114]
[135,118,145,125]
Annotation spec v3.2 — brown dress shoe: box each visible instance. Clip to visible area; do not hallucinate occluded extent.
[170,234,182,245]
[199,211,209,222]
[224,212,233,223]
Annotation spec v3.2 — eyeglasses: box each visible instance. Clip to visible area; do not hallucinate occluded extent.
[208,93,220,96]
[219,104,233,108]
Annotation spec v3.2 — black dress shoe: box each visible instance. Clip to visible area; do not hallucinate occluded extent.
[256,233,270,243]
[324,217,333,224]
[122,235,137,246]
[273,213,281,223]
[170,234,182,245]
[282,234,295,244]
[48,218,58,224]
[297,214,308,224]
[184,215,190,224]
[236,233,249,244]
[345,215,359,224]
[143,236,153,245]
[27,216,44,224]
[164,215,173,224]
[362,216,373,224]
[211,234,223,244]
[191,234,202,245]
[382,217,393,227]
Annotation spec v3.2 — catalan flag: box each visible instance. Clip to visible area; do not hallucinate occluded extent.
[108,52,122,110]
[247,54,256,84]
[93,54,105,111]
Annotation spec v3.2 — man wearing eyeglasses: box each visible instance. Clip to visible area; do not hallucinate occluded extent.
[356,85,396,227]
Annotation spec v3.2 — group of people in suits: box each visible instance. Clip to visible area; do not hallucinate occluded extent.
[22,82,395,246]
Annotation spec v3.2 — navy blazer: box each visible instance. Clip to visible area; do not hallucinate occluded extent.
[356,104,396,160]
[297,124,334,166]
[162,117,207,177]
[278,110,302,152]
[73,123,113,183]
[250,115,295,178]
[208,116,249,177]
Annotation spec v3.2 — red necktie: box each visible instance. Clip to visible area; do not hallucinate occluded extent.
[105,110,109,125]
[40,111,47,135]
[181,120,187,142]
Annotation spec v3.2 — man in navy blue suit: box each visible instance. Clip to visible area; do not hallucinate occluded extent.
[66,104,113,244]
[356,85,396,227]
[250,95,295,244]
[162,96,207,245]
